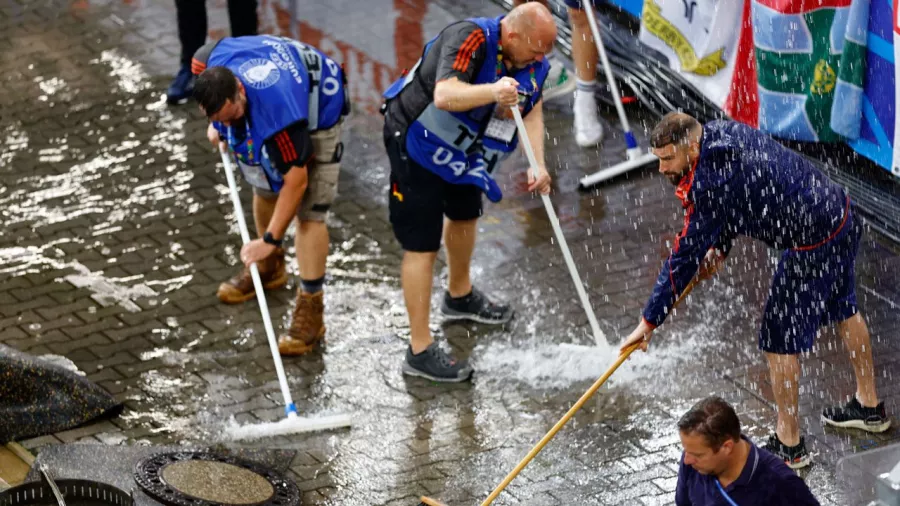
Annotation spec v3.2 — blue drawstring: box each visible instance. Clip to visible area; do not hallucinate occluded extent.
[715,480,740,506]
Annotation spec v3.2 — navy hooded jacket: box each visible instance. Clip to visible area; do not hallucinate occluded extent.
[642,120,850,328]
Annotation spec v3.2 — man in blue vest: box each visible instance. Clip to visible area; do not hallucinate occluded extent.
[381,3,555,382]
[620,113,891,469]
[192,35,350,356]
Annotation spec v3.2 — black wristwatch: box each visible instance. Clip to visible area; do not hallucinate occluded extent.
[263,232,283,247]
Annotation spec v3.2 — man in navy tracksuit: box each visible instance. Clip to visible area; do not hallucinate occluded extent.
[620,113,891,469]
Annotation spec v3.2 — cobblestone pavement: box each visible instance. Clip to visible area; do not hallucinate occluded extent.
[2,0,900,504]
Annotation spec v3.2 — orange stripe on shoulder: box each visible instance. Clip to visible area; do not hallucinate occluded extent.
[452,30,485,72]
[191,58,207,75]
[456,33,485,73]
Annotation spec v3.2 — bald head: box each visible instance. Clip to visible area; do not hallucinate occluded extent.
[501,2,557,68]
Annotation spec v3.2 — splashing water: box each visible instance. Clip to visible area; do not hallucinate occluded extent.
[473,290,732,391]
[474,330,723,390]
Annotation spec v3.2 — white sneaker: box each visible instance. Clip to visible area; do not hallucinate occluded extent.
[574,89,603,147]
[541,56,576,102]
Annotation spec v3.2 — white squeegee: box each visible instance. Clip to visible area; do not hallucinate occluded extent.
[578,4,658,189]
[218,145,352,440]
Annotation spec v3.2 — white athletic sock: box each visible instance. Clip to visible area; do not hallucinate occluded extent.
[574,78,598,109]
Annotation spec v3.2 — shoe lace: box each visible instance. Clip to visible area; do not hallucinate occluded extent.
[472,289,502,314]
[430,347,455,369]
[290,296,316,331]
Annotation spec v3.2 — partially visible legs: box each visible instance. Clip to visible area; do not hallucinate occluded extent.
[764,351,802,448]
[836,314,878,407]
[509,0,603,145]
[168,0,259,104]
[444,218,477,299]
[384,132,473,383]
[760,216,891,469]
[227,0,258,38]
[439,184,513,326]
[168,0,208,103]
[564,0,604,146]
[821,218,889,431]
[822,312,890,432]
[279,121,344,356]
[758,250,817,469]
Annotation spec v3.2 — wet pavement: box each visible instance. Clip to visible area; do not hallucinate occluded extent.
[2,0,900,504]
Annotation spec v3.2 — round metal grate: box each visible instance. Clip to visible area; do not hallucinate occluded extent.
[0,479,133,506]
[133,452,300,506]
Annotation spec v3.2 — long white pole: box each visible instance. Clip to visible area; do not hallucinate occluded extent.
[510,106,608,347]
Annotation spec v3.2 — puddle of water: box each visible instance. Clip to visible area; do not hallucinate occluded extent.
[91,49,152,94]
[0,48,198,314]
[65,269,158,312]
[1,122,29,166]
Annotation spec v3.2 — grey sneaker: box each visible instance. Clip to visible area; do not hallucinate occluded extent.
[541,57,576,102]
[441,287,513,324]
[403,343,473,383]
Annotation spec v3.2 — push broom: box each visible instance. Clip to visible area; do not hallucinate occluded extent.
[218,144,352,439]
[577,3,658,189]
[418,103,699,506]
[419,277,698,506]
[510,102,609,349]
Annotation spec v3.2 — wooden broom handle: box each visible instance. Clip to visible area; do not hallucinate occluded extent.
[480,277,700,505]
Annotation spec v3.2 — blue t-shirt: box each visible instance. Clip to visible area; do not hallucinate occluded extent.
[675,436,820,506]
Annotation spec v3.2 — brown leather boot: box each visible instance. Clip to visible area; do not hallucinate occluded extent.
[278,290,326,355]
[216,247,288,304]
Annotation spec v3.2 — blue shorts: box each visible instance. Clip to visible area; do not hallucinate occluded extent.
[759,209,861,355]
[563,0,598,8]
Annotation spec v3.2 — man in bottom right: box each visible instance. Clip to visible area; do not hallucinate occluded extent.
[675,396,820,506]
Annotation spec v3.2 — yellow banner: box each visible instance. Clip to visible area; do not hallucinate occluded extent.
[642,0,727,77]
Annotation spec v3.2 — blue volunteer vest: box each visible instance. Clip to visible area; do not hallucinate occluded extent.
[209,35,348,193]
[383,16,549,202]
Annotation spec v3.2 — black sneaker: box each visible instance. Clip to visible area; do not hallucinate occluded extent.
[762,434,811,470]
[822,397,891,433]
[166,64,195,105]
[440,287,513,324]
[402,343,473,383]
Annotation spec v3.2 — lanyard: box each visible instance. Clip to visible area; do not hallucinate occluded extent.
[714,479,740,506]
[227,119,255,164]
[495,41,536,84]
[495,42,535,108]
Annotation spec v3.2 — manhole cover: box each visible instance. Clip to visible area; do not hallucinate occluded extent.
[134,452,300,506]
[0,479,133,506]
[162,461,274,504]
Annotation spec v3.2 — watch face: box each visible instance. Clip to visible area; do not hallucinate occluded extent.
[264,233,280,245]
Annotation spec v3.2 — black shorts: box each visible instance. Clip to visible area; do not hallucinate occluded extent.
[384,131,483,252]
